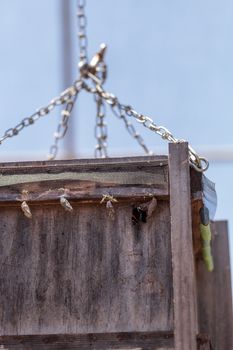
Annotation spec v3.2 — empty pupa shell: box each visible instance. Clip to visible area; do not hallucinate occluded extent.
[21,201,32,219]
[60,196,73,212]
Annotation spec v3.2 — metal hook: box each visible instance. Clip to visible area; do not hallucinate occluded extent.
[79,43,107,85]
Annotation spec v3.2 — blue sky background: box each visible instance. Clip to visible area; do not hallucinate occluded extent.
[0,1,232,272]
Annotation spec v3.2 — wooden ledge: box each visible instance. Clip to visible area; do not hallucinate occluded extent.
[0,332,213,349]
[0,156,169,203]
[0,155,203,204]
[0,331,174,349]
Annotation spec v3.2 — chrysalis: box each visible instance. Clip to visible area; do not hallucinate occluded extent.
[132,197,157,225]
[21,201,32,219]
[60,196,73,212]
[100,194,118,220]
[106,200,115,219]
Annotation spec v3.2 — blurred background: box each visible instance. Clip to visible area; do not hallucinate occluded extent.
[0,1,232,274]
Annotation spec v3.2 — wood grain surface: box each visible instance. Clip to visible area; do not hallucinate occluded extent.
[0,153,211,350]
[197,220,233,350]
[0,331,174,349]
[0,200,173,335]
[169,143,198,350]
[0,156,169,203]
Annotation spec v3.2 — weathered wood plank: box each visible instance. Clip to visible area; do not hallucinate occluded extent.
[192,199,203,258]
[0,333,212,350]
[0,156,203,203]
[169,143,198,350]
[0,171,167,188]
[0,156,168,174]
[190,168,203,203]
[0,156,169,202]
[0,331,174,349]
[0,201,173,335]
[197,334,213,350]
[197,220,233,350]
[0,184,167,205]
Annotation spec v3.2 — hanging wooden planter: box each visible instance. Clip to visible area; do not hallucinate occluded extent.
[0,143,231,350]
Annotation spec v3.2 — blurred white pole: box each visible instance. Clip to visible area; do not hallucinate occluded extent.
[60,0,76,159]
[1,146,233,162]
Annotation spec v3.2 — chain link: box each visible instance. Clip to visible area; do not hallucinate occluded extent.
[0,74,209,171]
[47,81,83,160]
[47,97,77,160]
[0,84,80,146]
[0,0,209,172]
[77,0,88,63]
[111,102,152,155]
[83,82,209,172]
[94,94,108,158]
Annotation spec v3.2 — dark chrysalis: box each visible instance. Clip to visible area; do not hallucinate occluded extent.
[132,207,147,225]
[132,198,157,225]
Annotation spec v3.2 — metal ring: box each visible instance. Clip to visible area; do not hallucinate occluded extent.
[191,157,209,173]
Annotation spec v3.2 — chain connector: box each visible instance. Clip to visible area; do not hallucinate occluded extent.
[79,43,107,85]
[90,43,106,66]
[190,157,209,173]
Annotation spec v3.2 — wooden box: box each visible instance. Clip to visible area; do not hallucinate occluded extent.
[0,143,231,350]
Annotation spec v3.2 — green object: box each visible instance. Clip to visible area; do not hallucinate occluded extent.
[199,222,214,272]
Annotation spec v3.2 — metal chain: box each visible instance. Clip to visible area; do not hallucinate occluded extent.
[94,94,108,158]
[76,1,150,158]
[0,72,209,171]
[0,0,209,172]
[48,93,79,160]
[77,0,88,63]
[110,102,152,155]
[0,84,80,147]
[74,1,207,170]
[80,81,152,156]
[83,81,209,172]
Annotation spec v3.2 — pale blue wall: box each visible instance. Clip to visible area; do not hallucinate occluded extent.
[0,1,61,152]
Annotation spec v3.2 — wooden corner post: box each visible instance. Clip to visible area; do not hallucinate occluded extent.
[197,220,233,349]
[169,142,198,350]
